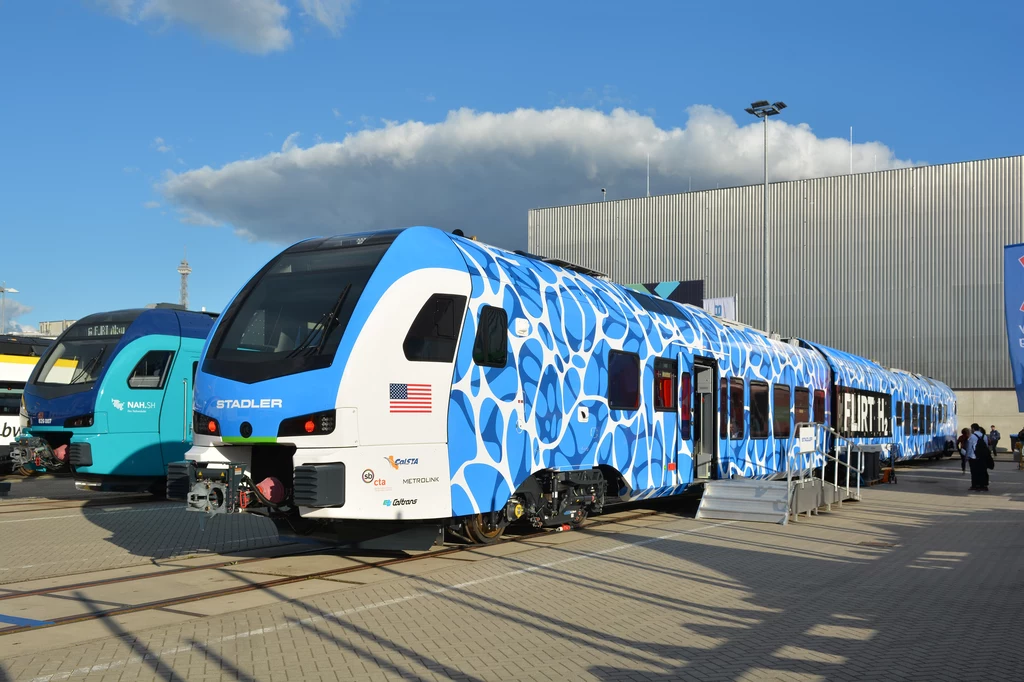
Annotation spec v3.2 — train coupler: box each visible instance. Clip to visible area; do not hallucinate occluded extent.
[8,437,65,470]
[168,460,247,514]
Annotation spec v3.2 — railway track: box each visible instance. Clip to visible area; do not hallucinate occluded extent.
[0,507,669,636]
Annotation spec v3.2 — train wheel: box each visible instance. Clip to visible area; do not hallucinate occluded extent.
[463,514,505,544]
[569,509,588,530]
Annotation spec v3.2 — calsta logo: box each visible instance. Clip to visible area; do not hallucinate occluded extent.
[215,399,283,409]
[382,498,417,507]
[383,456,419,470]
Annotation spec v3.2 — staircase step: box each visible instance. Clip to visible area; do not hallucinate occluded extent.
[698,498,788,514]
[696,508,787,524]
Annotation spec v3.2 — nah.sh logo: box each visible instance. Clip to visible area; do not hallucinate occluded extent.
[384,456,419,470]
[112,399,125,411]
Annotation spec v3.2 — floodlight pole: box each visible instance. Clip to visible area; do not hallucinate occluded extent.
[762,114,768,334]
[745,100,787,334]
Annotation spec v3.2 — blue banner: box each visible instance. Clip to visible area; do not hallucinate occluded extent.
[1003,244,1024,412]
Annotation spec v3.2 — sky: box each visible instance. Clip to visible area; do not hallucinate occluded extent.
[1,0,1021,331]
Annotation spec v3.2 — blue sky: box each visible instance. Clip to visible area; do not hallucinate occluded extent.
[1,0,1021,330]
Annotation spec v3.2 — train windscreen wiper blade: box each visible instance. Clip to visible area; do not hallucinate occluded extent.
[284,284,352,359]
[68,348,107,385]
[311,283,352,356]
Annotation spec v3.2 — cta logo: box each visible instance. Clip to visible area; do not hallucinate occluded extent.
[383,456,419,470]
[383,498,417,507]
[215,399,283,409]
[402,477,440,485]
[362,469,390,491]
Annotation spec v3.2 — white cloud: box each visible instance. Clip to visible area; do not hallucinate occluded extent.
[143,200,161,209]
[298,0,355,35]
[95,0,355,53]
[2,300,33,334]
[160,105,915,249]
[332,108,341,118]
[425,94,436,103]
[281,132,301,152]
[178,207,223,227]
[153,136,173,153]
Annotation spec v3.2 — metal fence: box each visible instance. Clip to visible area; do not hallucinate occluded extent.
[528,155,1024,389]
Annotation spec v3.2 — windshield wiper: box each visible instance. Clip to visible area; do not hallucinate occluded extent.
[312,284,352,355]
[285,284,352,359]
[68,348,107,385]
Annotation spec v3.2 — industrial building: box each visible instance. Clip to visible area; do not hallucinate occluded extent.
[528,154,1024,430]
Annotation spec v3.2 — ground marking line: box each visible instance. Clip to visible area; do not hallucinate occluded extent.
[27,519,735,682]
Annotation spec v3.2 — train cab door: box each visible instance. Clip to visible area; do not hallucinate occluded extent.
[691,358,718,480]
[158,350,200,468]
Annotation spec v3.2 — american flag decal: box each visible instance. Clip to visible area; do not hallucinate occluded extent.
[390,383,432,413]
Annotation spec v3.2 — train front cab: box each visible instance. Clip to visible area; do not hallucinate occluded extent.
[16,307,214,491]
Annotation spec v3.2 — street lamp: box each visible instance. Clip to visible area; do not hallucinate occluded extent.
[744,100,787,333]
[0,283,18,335]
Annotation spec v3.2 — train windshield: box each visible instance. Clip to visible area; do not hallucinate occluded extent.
[33,315,135,391]
[205,241,390,383]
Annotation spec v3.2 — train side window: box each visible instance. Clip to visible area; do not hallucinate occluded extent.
[127,350,175,390]
[720,378,729,439]
[773,384,792,438]
[653,358,677,412]
[911,404,919,434]
[813,389,825,424]
[750,381,769,439]
[471,305,508,367]
[904,402,911,429]
[794,388,810,425]
[405,294,469,363]
[895,401,903,427]
[729,378,745,439]
[608,351,640,410]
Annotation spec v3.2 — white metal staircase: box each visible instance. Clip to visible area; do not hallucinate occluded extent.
[696,423,867,525]
[695,478,790,524]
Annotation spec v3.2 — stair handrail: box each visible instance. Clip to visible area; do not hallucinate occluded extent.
[786,422,865,521]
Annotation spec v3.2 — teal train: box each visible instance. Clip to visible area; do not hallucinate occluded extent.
[9,305,216,492]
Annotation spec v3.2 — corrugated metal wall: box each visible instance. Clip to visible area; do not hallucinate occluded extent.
[528,155,1024,390]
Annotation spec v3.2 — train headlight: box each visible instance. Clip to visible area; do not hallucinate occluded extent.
[64,413,95,428]
[278,409,335,437]
[194,411,219,436]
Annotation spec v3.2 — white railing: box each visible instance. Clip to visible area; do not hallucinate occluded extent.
[786,422,864,522]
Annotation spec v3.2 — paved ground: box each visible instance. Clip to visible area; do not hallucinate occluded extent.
[0,475,132,503]
[0,486,284,584]
[1,455,1023,681]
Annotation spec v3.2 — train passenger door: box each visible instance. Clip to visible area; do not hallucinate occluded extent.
[692,358,718,479]
[159,349,200,468]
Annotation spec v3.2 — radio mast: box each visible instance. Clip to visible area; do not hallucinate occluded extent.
[177,249,192,309]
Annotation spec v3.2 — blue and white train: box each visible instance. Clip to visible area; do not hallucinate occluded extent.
[170,227,956,544]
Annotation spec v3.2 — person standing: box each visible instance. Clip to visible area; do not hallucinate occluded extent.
[989,425,1001,456]
[966,423,989,492]
[957,427,971,474]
